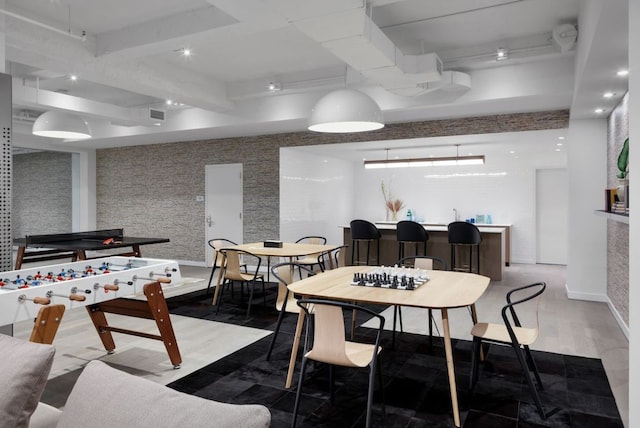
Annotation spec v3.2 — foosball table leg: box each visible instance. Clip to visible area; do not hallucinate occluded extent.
[85,304,117,353]
[143,282,182,368]
[29,304,66,345]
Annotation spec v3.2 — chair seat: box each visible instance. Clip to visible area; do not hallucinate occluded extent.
[306,341,381,368]
[471,322,538,346]
[226,272,263,282]
[296,255,321,265]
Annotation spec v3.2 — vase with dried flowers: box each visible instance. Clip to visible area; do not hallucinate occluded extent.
[381,180,405,221]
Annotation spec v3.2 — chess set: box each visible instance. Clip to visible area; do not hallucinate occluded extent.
[350,266,429,290]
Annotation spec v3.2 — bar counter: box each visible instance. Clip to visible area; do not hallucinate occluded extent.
[342,222,506,281]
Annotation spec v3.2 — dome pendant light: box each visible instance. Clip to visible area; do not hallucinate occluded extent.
[32,110,92,139]
[308,88,384,133]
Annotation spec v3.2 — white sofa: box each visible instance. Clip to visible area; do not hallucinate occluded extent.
[0,335,271,428]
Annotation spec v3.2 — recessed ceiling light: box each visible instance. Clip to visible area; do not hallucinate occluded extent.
[595,108,605,114]
[182,48,191,57]
[69,74,78,81]
[509,150,515,154]
[558,136,565,140]
[496,48,508,61]
[617,69,629,77]
[603,92,615,98]
[166,99,173,106]
[555,148,561,152]
[557,143,563,146]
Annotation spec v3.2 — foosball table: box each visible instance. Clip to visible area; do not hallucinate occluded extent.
[0,256,183,368]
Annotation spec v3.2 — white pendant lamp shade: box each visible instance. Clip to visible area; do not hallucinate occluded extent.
[32,110,92,139]
[308,89,384,133]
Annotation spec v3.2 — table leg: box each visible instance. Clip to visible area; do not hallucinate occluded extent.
[441,308,461,427]
[211,254,226,305]
[469,303,485,361]
[15,246,25,270]
[285,310,306,389]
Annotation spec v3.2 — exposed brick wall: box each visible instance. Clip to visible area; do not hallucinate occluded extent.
[607,92,630,324]
[96,110,569,262]
[12,152,73,238]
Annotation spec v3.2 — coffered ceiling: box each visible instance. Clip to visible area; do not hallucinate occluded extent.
[2,0,628,151]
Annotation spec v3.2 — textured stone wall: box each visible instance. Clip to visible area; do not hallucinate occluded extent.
[12,152,73,238]
[607,93,630,324]
[96,110,569,262]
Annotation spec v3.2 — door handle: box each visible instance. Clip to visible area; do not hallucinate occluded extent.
[206,216,214,227]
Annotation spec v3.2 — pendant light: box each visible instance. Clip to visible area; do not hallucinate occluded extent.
[32,110,92,139]
[308,88,384,133]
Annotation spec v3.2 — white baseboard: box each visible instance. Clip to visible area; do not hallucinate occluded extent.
[176,259,207,267]
[565,283,630,341]
[606,297,630,340]
[565,283,609,302]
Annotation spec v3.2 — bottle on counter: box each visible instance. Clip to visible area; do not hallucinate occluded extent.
[406,209,413,221]
[486,214,492,224]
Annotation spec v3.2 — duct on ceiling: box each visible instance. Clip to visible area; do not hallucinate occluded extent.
[267,0,471,96]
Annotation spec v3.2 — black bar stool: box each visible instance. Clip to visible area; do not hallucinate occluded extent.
[350,219,381,266]
[448,221,482,274]
[396,220,428,260]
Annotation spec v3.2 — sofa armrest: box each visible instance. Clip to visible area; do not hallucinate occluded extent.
[29,402,62,428]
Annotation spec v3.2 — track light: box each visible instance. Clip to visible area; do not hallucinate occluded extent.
[496,48,508,61]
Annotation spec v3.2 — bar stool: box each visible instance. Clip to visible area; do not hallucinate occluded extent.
[448,221,482,274]
[350,219,381,266]
[396,220,428,260]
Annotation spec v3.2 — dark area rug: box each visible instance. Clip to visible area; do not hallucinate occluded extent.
[166,287,623,428]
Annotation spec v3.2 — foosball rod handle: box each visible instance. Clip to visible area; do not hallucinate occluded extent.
[46,291,87,302]
[133,275,171,284]
[94,283,120,291]
[18,294,51,305]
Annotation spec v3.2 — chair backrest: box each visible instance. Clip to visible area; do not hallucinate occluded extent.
[318,245,348,271]
[221,249,260,281]
[295,236,327,245]
[396,255,448,271]
[350,219,381,241]
[297,298,384,367]
[447,221,482,245]
[271,262,316,313]
[207,238,239,268]
[396,220,429,243]
[502,282,546,343]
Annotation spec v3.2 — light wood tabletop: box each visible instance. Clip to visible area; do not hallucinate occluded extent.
[210,242,340,306]
[286,265,490,428]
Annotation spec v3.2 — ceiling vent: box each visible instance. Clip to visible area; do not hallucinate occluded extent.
[149,108,166,122]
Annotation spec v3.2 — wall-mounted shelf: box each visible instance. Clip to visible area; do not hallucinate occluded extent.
[594,210,629,224]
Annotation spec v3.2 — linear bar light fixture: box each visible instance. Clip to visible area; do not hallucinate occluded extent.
[364,145,484,169]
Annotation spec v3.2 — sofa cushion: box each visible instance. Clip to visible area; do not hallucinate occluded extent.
[0,335,55,428]
[56,360,271,428]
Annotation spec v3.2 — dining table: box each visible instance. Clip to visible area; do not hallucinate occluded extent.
[210,241,340,306]
[285,265,490,428]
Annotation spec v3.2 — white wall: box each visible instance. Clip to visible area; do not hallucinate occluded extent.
[628,0,638,423]
[566,118,607,300]
[352,147,566,264]
[280,135,567,265]
[279,148,355,245]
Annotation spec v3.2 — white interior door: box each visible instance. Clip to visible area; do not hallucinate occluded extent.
[536,168,568,264]
[205,164,243,266]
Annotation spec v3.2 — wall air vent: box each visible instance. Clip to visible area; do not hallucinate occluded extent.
[149,108,165,121]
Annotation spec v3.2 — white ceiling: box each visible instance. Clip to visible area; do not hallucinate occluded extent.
[2,0,628,154]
